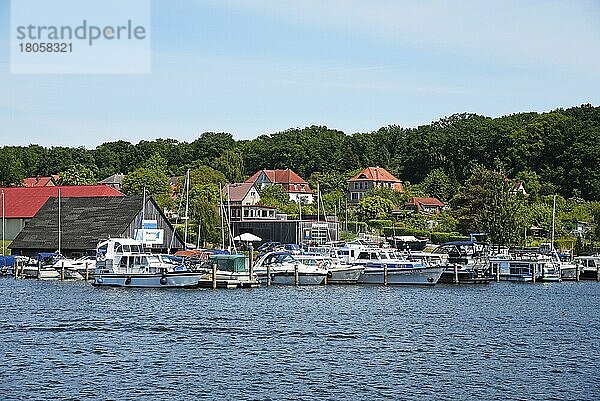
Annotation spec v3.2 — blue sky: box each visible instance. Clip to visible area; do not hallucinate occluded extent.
[0,0,599,147]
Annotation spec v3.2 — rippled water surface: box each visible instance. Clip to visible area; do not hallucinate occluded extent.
[1,278,600,400]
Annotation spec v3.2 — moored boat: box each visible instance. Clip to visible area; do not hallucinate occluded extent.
[253,251,327,285]
[93,238,202,288]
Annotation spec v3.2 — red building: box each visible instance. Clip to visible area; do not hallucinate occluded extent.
[0,185,124,240]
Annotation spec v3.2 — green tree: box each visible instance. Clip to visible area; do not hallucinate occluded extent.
[211,150,245,183]
[259,184,291,208]
[122,153,171,207]
[0,148,25,186]
[58,164,96,185]
[453,167,527,245]
[420,168,454,202]
[356,195,395,221]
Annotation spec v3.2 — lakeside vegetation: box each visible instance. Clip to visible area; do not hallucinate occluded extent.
[1,104,600,249]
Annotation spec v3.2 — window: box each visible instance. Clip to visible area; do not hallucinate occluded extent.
[351,193,359,200]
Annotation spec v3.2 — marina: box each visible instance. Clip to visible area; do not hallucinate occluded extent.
[1,277,599,401]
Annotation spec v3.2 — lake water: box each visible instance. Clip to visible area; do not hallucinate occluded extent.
[1,278,599,401]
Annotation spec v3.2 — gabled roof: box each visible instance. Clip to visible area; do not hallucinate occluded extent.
[406,197,446,212]
[98,173,124,185]
[245,168,312,193]
[9,196,145,251]
[348,167,401,183]
[22,175,59,187]
[0,185,124,219]
[223,183,257,202]
[246,168,308,185]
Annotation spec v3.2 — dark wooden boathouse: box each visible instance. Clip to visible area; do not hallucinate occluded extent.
[9,196,183,258]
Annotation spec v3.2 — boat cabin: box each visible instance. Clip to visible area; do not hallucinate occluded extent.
[209,254,249,273]
[96,238,178,275]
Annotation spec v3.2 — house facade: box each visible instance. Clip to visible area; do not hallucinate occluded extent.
[223,182,260,206]
[347,167,404,204]
[405,197,446,214]
[245,168,314,204]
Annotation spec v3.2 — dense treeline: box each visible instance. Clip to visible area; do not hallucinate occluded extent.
[2,104,600,247]
[2,104,599,199]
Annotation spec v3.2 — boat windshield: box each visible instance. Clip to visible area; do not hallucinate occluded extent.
[264,253,295,264]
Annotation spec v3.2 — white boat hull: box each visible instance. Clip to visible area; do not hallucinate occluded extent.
[357,266,444,285]
[257,272,326,285]
[328,266,364,284]
[93,273,201,288]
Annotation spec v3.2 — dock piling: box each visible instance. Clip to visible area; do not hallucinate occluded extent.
[85,262,89,281]
[453,264,459,284]
[495,263,500,282]
[383,264,388,286]
[294,263,299,286]
[212,262,217,289]
[60,261,65,281]
[266,263,271,286]
[532,264,536,283]
[597,265,600,282]
[37,260,41,280]
[576,263,580,282]
[248,244,254,281]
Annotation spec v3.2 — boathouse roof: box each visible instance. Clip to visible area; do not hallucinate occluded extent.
[9,195,183,256]
[0,185,124,219]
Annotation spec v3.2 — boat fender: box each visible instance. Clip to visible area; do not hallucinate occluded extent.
[427,277,434,283]
[160,275,168,285]
[124,276,132,285]
[97,277,103,284]
[327,271,332,278]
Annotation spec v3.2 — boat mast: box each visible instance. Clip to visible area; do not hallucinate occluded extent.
[551,194,556,251]
[317,182,320,222]
[219,182,225,250]
[57,187,61,255]
[2,190,4,256]
[184,169,190,249]
[227,184,232,249]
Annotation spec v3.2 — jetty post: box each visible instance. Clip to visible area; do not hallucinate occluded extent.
[212,262,217,289]
[85,262,89,281]
[266,263,271,286]
[248,244,254,281]
[453,264,459,284]
[37,260,41,280]
[60,261,65,281]
[532,264,536,283]
[597,265,600,282]
[294,263,299,286]
[383,263,388,286]
[495,262,500,282]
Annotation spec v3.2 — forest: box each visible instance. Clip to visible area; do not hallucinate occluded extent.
[1,104,599,249]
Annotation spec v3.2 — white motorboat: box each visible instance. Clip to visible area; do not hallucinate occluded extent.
[574,255,600,280]
[254,252,327,285]
[294,254,364,284]
[347,246,444,285]
[93,238,202,288]
[489,251,560,282]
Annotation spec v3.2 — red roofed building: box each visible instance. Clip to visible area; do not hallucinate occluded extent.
[347,167,404,204]
[22,175,59,187]
[405,197,446,214]
[0,185,124,241]
[223,183,260,206]
[245,168,313,204]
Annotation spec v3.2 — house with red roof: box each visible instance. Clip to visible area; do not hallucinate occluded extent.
[245,168,313,204]
[0,185,124,241]
[223,183,260,206]
[347,167,404,204]
[22,175,59,187]
[405,197,446,214]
